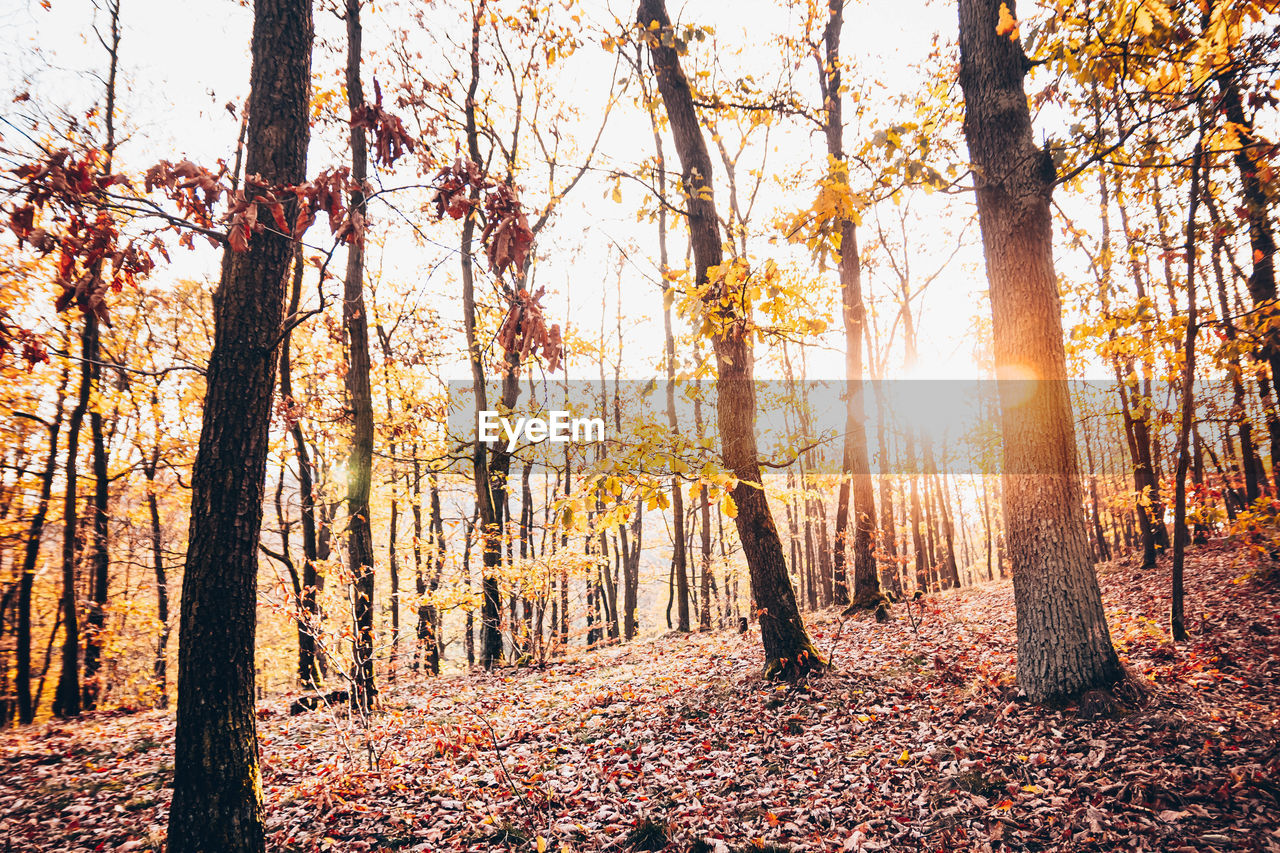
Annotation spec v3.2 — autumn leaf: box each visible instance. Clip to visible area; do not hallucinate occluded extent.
[996,3,1019,40]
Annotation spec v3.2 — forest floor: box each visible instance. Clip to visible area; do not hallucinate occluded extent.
[4,544,1280,853]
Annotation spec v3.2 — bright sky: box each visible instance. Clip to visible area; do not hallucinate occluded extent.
[2,0,1012,386]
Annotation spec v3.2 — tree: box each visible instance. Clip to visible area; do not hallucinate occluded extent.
[638,0,821,679]
[167,0,313,849]
[15,365,68,724]
[956,0,1122,701]
[818,0,880,611]
[342,0,377,712]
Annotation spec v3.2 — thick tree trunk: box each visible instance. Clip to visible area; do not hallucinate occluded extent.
[957,0,1121,702]
[168,0,312,849]
[639,0,820,678]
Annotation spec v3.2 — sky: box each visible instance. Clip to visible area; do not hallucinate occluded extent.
[0,0,1005,390]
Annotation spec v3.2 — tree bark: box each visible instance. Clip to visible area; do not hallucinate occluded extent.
[957,0,1121,701]
[168,0,312,848]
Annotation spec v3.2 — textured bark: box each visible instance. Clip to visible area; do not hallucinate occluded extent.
[639,0,820,679]
[957,0,1121,702]
[343,0,376,711]
[168,0,312,848]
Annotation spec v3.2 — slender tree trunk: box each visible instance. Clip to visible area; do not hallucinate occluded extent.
[342,0,377,711]
[52,317,92,719]
[142,447,170,708]
[640,0,820,678]
[280,250,322,687]
[17,367,68,723]
[1216,61,1280,496]
[644,77,691,633]
[1171,136,1204,643]
[906,429,927,592]
[958,0,1121,701]
[80,371,110,711]
[78,0,121,715]
[693,377,714,628]
[168,0,312,848]
[821,0,877,609]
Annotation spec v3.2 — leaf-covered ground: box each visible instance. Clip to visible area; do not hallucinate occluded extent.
[4,545,1279,853]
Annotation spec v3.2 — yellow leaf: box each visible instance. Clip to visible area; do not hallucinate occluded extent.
[610,184,622,204]
[720,492,738,519]
[1135,4,1153,37]
[996,3,1019,40]
[897,748,911,765]
[537,837,547,853]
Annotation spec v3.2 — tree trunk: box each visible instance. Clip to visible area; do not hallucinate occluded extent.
[280,249,323,687]
[80,363,110,711]
[639,0,820,678]
[142,446,170,708]
[1216,61,1280,494]
[17,368,68,723]
[168,0,312,848]
[957,0,1121,701]
[79,0,120,715]
[52,317,92,719]
[1171,136,1204,644]
[821,0,878,609]
[644,74,691,633]
[342,0,377,712]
